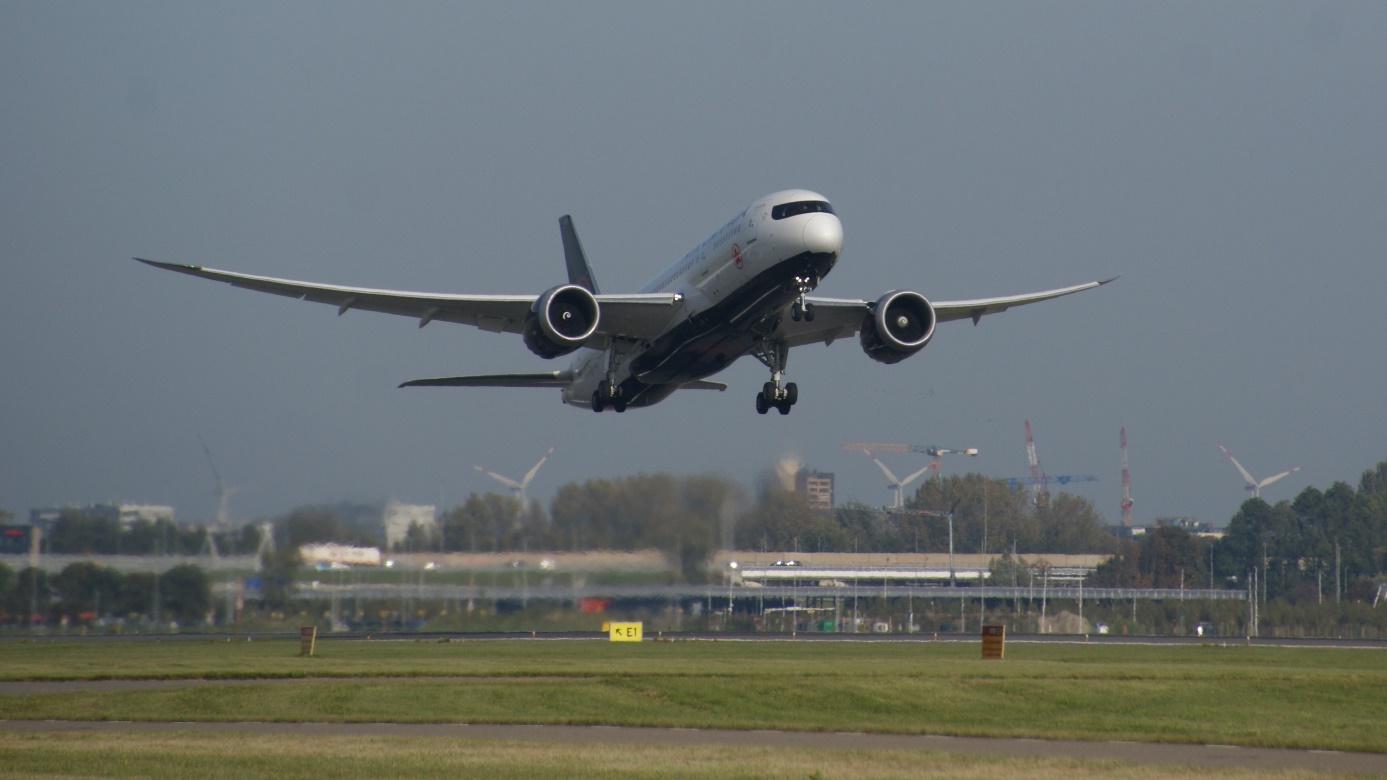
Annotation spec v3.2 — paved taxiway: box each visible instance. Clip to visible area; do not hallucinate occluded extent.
[3,719,1384,774]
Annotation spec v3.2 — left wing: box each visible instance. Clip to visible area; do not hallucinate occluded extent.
[399,372,572,389]
[135,258,680,345]
[777,278,1116,348]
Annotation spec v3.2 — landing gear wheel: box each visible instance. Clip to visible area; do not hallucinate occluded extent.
[790,301,802,321]
[755,392,769,415]
[802,302,815,322]
[777,399,792,415]
[763,381,777,400]
[612,398,627,413]
[785,382,798,406]
[591,391,605,413]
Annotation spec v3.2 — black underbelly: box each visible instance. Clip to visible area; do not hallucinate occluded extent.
[631,250,836,384]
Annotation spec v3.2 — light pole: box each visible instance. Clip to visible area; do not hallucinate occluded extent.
[916,500,960,587]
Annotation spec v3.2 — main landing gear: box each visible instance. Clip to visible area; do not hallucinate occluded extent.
[752,339,798,415]
[591,379,626,413]
[591,346,631,413]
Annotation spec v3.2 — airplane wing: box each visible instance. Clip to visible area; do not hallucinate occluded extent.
[777,278,1115,348]
[135,259,681,346]
[399,372,572,389]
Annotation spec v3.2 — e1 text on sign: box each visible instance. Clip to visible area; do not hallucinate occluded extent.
[609,622,643,642]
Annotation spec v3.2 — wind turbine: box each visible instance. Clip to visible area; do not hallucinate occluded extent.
[475,445,556,507]
[1218,444,1301,498]
[862,451,937,509]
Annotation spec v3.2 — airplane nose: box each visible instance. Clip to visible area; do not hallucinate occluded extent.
[801,214,843,256]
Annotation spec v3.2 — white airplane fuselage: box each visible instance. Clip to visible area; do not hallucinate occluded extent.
[561,189,843,410]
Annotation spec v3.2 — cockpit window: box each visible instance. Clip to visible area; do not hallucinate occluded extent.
[771,200,835,220]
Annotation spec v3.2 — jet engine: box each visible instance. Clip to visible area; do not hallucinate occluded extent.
[859,290,936,365]
[522,284,600,359]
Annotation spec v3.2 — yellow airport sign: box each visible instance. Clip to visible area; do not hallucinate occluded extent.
[608,622,643,642]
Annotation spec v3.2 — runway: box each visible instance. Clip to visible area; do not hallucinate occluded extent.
[3,719,1384,774]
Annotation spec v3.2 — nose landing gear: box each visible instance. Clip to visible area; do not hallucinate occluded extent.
[788,276,817,322]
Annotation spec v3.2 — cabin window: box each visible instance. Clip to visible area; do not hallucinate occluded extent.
[771,200,835,220]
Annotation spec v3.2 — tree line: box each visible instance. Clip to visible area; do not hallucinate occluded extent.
[26,512,264,558]
[0,560,211,626]
[1093,461,1387,603]
[13,460,1386,601]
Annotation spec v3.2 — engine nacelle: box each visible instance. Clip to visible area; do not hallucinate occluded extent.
[859,290,936,365]
[522,284,600,359]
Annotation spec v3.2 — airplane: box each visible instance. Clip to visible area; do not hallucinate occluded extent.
[137,189,1113,415]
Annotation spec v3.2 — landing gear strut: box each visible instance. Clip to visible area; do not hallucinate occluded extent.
[591,346,631,413]
[752,339,797,415]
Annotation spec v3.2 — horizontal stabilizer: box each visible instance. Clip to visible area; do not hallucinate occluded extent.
[399,371,572,389]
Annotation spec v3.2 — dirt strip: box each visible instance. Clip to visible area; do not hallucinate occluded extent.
[2,719,1383,774]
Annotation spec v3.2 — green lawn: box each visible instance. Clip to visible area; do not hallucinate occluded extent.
[1,638,1384,754]
[0,730,1362,780]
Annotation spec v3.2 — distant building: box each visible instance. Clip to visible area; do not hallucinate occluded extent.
[382,501,437,550]
[299,543,382,567]
[1156,516,1223,539]
[28,503,174,532]
[795,470,834,510]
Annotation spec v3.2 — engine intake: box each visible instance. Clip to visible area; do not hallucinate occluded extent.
[859,290,936,365]
[523,284,600,359]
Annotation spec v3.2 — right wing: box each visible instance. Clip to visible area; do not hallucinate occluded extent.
[774,278,1116,348]
[135,258,680,345]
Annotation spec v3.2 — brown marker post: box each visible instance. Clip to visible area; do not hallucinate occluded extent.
[981,624,1004,659]
[299,626,317,656]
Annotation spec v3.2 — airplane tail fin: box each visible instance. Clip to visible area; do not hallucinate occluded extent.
[559,215,601,294]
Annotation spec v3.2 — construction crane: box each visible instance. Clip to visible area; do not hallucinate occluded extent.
[1003,474,1099,490]
[1120,427,1134,527]
[1012,421,1098,503]
[843,443,978,457]
[844,443,978,486]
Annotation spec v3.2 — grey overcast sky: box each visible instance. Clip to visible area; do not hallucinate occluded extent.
[3,2,1384,532]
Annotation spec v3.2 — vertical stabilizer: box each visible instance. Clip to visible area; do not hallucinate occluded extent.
[559,215,601,294]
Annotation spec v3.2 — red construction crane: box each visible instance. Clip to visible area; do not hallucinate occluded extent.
[1120,426,1134,527]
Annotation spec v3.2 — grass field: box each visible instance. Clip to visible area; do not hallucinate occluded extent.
[1,637,1383,778]
[0,730,1366,780]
